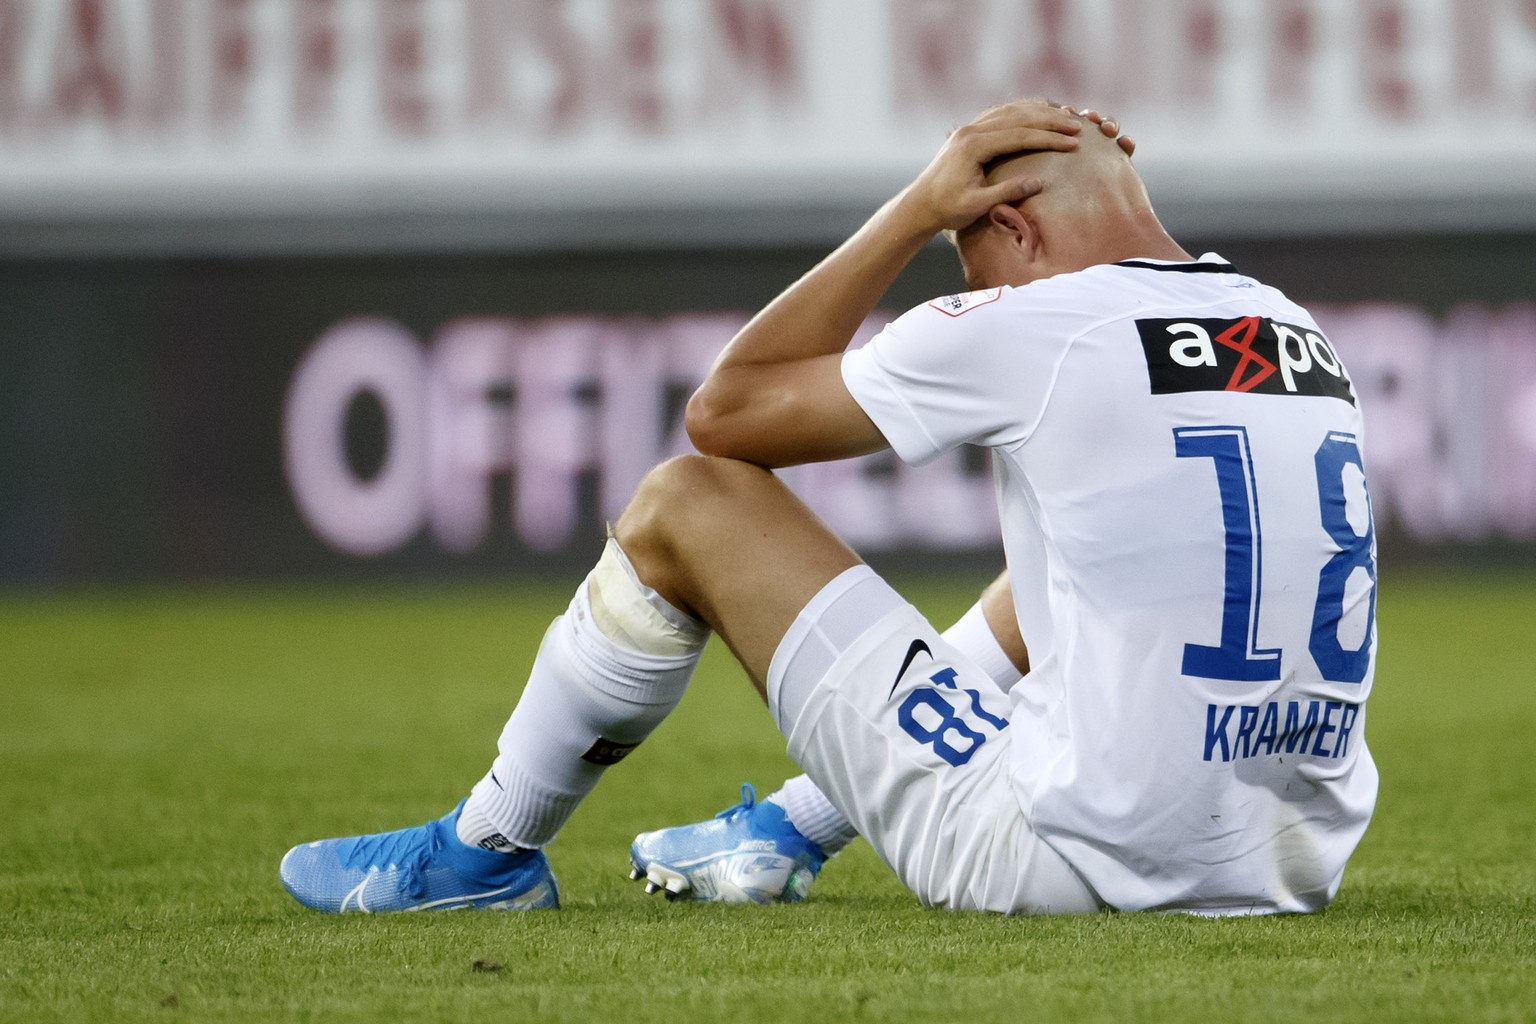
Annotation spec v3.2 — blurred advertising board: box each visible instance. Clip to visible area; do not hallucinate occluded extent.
[3,237,1536,583]
[3,0,1536,253]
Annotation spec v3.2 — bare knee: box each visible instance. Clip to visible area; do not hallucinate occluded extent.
[614,455,773,600]
[617,455,768,552]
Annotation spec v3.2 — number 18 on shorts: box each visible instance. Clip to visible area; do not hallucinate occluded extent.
[889,638,1010,768]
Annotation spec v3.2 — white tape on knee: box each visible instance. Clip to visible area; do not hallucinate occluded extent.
[586,538,709,657]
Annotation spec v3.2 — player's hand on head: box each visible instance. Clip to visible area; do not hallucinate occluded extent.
[902,98,1081,234]
[1067,106,1136,157]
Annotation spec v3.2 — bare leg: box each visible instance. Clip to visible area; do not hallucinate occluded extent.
[614,454,863,697]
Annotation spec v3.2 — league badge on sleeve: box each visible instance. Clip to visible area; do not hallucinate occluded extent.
[928,288,1003,317]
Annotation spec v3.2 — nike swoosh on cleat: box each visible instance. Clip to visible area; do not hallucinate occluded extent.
[342,877,373,913]
[342,873,521,913]
[404,885,517,911]
[888,638,932,697]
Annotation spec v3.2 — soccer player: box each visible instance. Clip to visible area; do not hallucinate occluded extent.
[280,98,1378,915]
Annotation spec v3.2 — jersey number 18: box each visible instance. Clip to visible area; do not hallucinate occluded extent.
[1174,425,1375,686]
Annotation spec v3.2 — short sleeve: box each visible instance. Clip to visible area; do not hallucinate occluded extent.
[841,286,1075,465]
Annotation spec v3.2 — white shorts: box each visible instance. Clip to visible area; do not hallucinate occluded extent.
[767,566,1102,915]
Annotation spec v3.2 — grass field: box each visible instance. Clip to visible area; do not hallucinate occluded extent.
[2,570,1533,1023]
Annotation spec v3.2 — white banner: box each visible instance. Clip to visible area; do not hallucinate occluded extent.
[4,0,1536,231]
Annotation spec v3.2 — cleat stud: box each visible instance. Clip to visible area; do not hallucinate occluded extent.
[628,867,642,881]
[644,882,661,894]
[664,878,686,895]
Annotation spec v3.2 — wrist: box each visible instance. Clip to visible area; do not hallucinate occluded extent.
[884,185,946,241]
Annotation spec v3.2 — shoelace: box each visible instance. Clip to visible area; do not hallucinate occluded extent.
[337,821,443,899]
[715,783,757,822]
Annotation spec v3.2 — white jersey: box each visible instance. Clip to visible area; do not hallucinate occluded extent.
[841,255,1379,914]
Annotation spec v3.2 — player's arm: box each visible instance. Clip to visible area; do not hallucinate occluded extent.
[684,100,1086,468]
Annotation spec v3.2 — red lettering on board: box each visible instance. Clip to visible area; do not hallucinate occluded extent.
[1268,0,1314,109]
[713,0,798,94]
[1363,0,1414,118]
[891,0,983,112]
[210,0,254,128]
[530,0,589,133]
[1177,1,1222,105]
[51,0,129,125]
[1019,0,1084,99]
[294,0,340,130]
[617,0,664,133]
[381,0,431,136]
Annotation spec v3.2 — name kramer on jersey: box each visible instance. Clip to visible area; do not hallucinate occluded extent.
[1204,699,1361,763]
[1137,316,1355,403]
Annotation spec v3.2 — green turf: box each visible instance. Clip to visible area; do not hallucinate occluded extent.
[2,572,1533,1023]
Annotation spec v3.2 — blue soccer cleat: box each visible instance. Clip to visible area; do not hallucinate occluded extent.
[280,801,559,913]
[628,785,826,904]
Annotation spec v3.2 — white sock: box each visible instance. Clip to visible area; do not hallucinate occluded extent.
[458,540,708,850]
[769,775,859,855]
[943,599,1025,694]
[455,789,522,853]
[772,596,1021,853]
